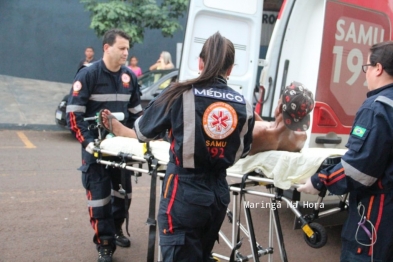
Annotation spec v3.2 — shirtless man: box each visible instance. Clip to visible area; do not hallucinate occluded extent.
[249,82,314,155]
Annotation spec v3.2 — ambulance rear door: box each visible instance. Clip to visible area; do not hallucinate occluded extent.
[178,0,263,103]
[259,0,326,147]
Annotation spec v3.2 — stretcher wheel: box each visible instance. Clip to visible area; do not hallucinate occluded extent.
[303,222,327,248]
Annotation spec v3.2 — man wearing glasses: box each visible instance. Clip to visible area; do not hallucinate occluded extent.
[299,41,393,262]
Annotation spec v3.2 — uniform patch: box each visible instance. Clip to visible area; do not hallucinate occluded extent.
[122,73,130,88]
[194,88,245,104]
[72,81,82,96]
[73,81,82,92]
[352,125,366,137]
[122,73,130,83]
[203,102,238,140]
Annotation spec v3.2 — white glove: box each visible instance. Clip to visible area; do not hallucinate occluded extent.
[297,177,320,195]
[85,142,95,154]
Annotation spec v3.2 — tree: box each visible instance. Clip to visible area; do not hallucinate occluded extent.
[80,0,189,47]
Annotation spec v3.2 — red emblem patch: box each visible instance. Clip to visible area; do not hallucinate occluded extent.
[122,73,130,88]
[72,81,82,96]
[203,102,238,140]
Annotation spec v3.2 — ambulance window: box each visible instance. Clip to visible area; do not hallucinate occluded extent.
[263,0,283,11]
[204,0,258,15]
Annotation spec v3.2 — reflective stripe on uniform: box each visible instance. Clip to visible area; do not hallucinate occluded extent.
[66,105,86,113]
[236,101,254,161]
[182,90,196,168]
[372,194,385,255]
[87,195,111,207]
[128,104,143,114]
[134,116,149,141]
[89,94,131,102]
[166,174,179,234]
[341,159,377,186]
[111,189,132,199]
[117,94,132,101]
[69,112,84,143]
[375,96,393,108]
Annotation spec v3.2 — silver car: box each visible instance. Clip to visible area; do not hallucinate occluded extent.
[139,69,178,108]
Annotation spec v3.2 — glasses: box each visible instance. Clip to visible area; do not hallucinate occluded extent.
[362,64,374,73]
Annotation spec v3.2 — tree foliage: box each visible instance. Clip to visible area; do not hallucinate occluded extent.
[80,0,189,47]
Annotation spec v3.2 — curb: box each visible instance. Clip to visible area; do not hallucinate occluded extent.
[0,123,68,132]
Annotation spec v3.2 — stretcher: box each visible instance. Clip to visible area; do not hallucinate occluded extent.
[93,136,348,262]
[98,136,346,188]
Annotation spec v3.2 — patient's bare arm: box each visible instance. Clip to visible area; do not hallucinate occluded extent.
[101,109,137,138]
[274,111,307,151]
[249,121,279,155]
[249,110,307,155]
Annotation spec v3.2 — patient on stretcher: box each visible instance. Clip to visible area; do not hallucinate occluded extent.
[249,82,314,155]
[98,82,347,190]
[100,81,314,156]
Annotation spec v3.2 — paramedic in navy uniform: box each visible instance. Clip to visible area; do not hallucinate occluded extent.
[298,41,393,262]
[101,32,255,261]
[66,29,142,262]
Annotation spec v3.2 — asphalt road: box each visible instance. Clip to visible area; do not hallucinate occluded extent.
[0,129,344,262]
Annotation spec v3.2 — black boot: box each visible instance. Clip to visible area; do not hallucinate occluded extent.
[97,244,113,262]
[115,227,131,247]
[114,219,131,248]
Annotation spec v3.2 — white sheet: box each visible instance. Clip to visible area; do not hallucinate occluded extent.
[99,137,346,189]
[227,148,346,189]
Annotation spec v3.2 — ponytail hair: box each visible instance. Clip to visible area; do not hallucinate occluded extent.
[155,32,235,112]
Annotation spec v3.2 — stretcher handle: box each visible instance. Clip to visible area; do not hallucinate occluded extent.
[84,112,124,121]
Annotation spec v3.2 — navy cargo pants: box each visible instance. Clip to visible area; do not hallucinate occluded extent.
[340,190,393,262]
[80,163,132,250]
[158,164,230,262]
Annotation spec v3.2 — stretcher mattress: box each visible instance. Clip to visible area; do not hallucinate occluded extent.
[99,137,346,189]
[227,148,346,189]
[100,136,170,162]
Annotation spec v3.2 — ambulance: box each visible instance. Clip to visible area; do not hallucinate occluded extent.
[179,0,393,149]
[176,0,393,221]
[256,0,393,148]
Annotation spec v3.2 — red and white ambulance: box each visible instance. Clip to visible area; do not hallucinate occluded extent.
[180,0,393,149]
[256,0,393,148]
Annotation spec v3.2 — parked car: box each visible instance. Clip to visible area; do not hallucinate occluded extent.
[138,69,178,108]
[55,69,178,129]
[55,94,69,129]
